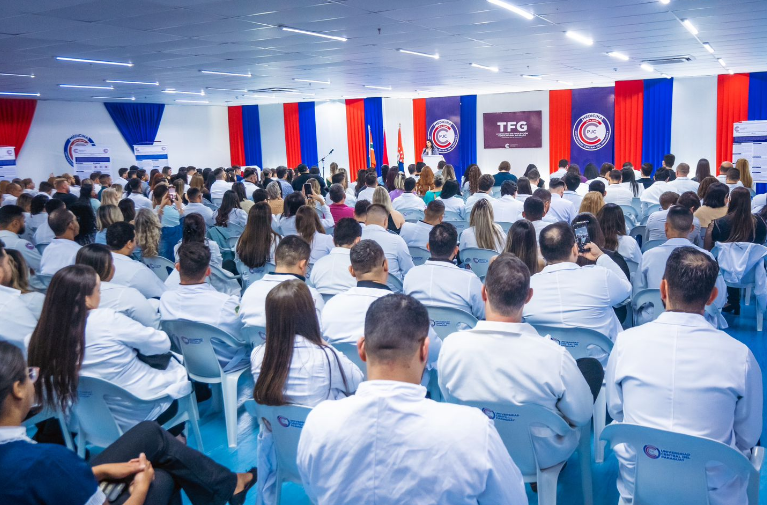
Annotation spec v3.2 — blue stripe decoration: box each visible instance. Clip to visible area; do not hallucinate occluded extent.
[0,160,16,166]
[297,102,318,167]
[364,97,385,175]
[459,95,477,182]
[104,103,164,148]
[241,105,263,168]
[641,78,673,171]
[748,72,767,121]
[135,154,169,161]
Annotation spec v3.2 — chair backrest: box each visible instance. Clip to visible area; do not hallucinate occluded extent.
[497,221,514,233]
[75,375,141,447]
[632,289,665,321]
[531,324,614,359]
[408,246,430,266]
[387,273,404,293]
[625,258,639,276]
[333,342,367,379]
[426,305,479,340]
[620,205,639,225]
[29,274,53,292]
[443,210,463,221]
[209,264,242,296]
[601,423,757,505]
[161,319,242,381]
[629,225,647,245]
[207,226,233,250]
[236,260,276,290]
[460,247,499,279]
[641,204,661,223]
[141,255,176,281]
[641,239,665,253]
[35,243,48,255]
[321,292,335,303]
[445,220,469,235]
[631,197,643,215]
[490,187,502,198]
[202,200,218,211]
[401,208,425,222]
[242,325,267,347]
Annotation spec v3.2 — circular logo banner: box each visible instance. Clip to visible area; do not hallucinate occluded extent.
[428,119,459,154]
[572,113,611,151]
[64,134,95,167]
[643,444,660,459]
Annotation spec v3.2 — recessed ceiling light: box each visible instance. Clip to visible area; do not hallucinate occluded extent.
[703,43,715,53]
[302,92,316,96]
[200,70,252,77]
[162,89,205,96]
[364,85,392,90]
[660,73,671,79]
[558,80,574,86]
[56,56,133,67]
[0,91,40,96]
[565,31,593,46]
[293,78,331,84]
[729,69,734,75]
[175,99,209,104]
[106,80,159,86]
[717,58,727,68]
[471,63,499,72]
[93,96,135,100]
[59,84,114,90]
[397,48,439,59]
[607,51,629,61]
[0,72,34,78]
[486,0,534,20]
[681,19,698,35]
[640,63,655,72]
[280,26,347,42]
[659,0,670,4]
[522,74,544,80]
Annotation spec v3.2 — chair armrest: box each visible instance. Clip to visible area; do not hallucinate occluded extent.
[750,446,764,471]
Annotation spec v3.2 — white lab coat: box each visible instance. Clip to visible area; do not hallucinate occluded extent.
[33,221,54,246]
[309,247,355,295]
[459,225,505,254]
[464,192,493,215]
[308,232,335,265]
[391,192,426,212]
[0,285,37,351]
[240,273,324,328]
[716,242,767,313]
[620,182,643,198]
[562,190,583,211]
[668,176,699,194]
[127,192,153,211]
[398,221,433,249]
[210,180,232,200]
[278,206,334,237]
[360,224,414,280]
[99,281,160,329]
[639,180,677,207]
[438,195,466,220]
[0,230,41,272]
[356,186,377,203]
[26,212,47,236]
[490,195,523,223]
[606,312,763,505]
[547,193,576,223]
[297,380,527,505]
[403,260,485,319]
[242,181,258,200]
[110,252,167,299]
[645,209,702,245]
[20,291,44,319]
[173,239,222,268]
[604,185,635,206]
[438,321,593,469]
[226,208,248,228]
[616,235,642,265]
[80,308,191,434]
[184,202,215,227]
[39,238,81,275]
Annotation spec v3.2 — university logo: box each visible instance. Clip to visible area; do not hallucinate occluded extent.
[481,408,496,420]
[428,119,459,154]
[64,134,95,167]
[277,416,291,428]
[5,149,11,156]
[572,113,611,151]
[643,445,661,459]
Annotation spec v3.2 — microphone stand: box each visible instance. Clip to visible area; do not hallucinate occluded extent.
[320,149,334,179]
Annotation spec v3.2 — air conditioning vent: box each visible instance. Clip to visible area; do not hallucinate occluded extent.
[642,55,694,66]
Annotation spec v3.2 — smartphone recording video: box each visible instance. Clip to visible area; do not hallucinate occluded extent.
[573,221,590,253]
[303,183,312,197]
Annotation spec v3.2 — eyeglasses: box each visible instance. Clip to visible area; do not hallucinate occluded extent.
[28,367,39,384]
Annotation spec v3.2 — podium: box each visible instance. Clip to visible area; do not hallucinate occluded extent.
[422,155,445,169]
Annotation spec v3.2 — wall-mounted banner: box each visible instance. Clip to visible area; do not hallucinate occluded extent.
[483,111,543,149]
[64,134,95,167]
[733,120,767,183]
[73,145,111,179]
[0,147,16,181]
[570,87,615,168]
[426,96,461,168]
[134,144,169,171]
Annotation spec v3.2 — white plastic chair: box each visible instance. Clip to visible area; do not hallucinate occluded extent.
[640,204,661,224]
[29,273,53,292]
[387,273,404,293]
[333,341,366,380]
[141,255,176,281]
[244,401,312,505]
[425,305,478,340]
[35,243,48,255]
[444,219,469,236]
[629,225,647,248]
[408,246,430,266]
[601,423,764,505]
[717,256,763,330]
[236,260,276,292]
[401,208,424,222]
[242,325,267,347]
[460,247,499,280]
[320,292,335,303]
[632,289,665,324]
[74,375,203,457]
[162,320,250,448]
[631,197,643,215]
[443,210,463,221]
[23,405,75,451]
[497,221,514,233]
[209,264,242,297]
[620,205,640,227]
[640,239,665,252]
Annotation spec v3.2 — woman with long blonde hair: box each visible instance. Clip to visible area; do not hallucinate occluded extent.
[441,164,457,182]
[415,166,435,197]
[373,186,405,232]
[295,205,334,264]
[735,158,754,189]
[100,188,120,207]
[134,207,162,259]
[95,204,123,244]
[459,198,505,253]
[579,191,605,216]
[389,172,406,200]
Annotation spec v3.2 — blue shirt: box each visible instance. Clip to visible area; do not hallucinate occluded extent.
[493,172,518,186]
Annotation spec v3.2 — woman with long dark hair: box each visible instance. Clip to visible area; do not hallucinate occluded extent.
[173,213,222,268]
[237,202,281,269]
[354,169,367,197]
[597,203,642,264]
[215,190,247,229]
[70,201,97,246]
[279,191,307,237]
[77,181,100,213]
[503,220,543,274]
[437,179,465,219]
[620,166,642,197]
[583,163,599,181]
[516,177,533,202]
[694,181,729,230]
[5,249,45,318]
[295,205,334,264]
[233,181,254,213]
[694,158,711,182]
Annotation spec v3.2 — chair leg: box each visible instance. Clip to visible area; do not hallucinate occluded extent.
[536,462,565,505]
[275,473,283,505]
[209,383,224,414]
[76,429,87,459]
[744,287,752,306]
[578,425,594,505]
[593,387,607,464]
[181,393,204,452]
[757,310,763,332]
[223,373,241,448]
[57,411,75,451]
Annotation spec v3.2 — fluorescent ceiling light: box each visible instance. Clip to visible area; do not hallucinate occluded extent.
[293,78,330,84]
[640,63,654,72]
[522,74,543,80]
[703,43,714,53]
[471,63,499,72]
[93,96,135,100]
[281,26,347,42]
[681,19,698,35]
[200,70,252,77]
[729,69,734,75]
[659,0,670,4]
[59,84,114,90]
[302,92,316,96]
[718,58,727,67]
[558,80,574,86]
[565,31,593,46]
[106,80,158,86]
[607,51,629,61]
[206,87,249,92]
[397,48,439,59]
[162,89,205,96]
[364,85,392,90]
[660,73,671,79]
[175,100,209,104]
[56,56,132,67]
[0,72,34,78]
[0,91,40,96]
[486,0,534,20]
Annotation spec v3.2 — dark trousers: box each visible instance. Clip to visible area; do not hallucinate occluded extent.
[91,421,237,505]
[576,357,605,404]
[727,286,741,307]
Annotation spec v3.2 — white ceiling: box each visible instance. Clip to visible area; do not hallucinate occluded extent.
[0,0,765,105]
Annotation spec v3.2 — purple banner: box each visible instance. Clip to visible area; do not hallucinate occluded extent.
[483,111,542,149]
[570,87,615,169]
[426,96,461,167]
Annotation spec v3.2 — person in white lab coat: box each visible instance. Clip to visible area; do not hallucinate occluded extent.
[464,174,496,215]
[547,178,577,223]
[437,180,467,220]
[607,246,763,505]
[459,198,505,253]
[215,190,248,229]
[209,168,232,202]
[295,205,334,265]
[279,192,334,238]
[562,172,584,210]
[39,208,81,275]
[490,181,524,224]
[241,168,259,200]
[252,279,363,505]
[439,253,599,469]
[172,213,222,268]
[404,223,485,319]
[597,204,642,265]
[299,293,527,505]
[390,178,426,213]
[183,187,215,227]
[523,222,632,342]
[603,170,635,206]
[125,179,153,211]
[356,172,379,203]
[644,191,680,241]
[309,218,361,295]
[549,159,569,181]
[523,196,551,240]
[27,265,191,437]
[0,205,41,273]
[399,200,444,249]
[0,244,37,350]
[106,222,166,299]
[240,235,324,329]
[361,204,414,280]
[640,168,678,212]
[668,162,700,194]
[75,244,161,329]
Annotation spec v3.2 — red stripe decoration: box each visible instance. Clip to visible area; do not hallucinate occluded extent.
[716,74,750,171]
[345,99,366,181]
[283,102,302,168]
[548,90,571,174]
[614,80,644,170]
[0,98,37,156]
[227,106,245,166]
[412,98,426,163]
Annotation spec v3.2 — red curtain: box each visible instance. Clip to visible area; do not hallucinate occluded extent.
[548,90,572,174]
[412,98,427,163]
[0,98,37,155]
[614,80,644,170]
[345,99,366,181]
[227,106,245,166]
[716,74,750,171]
[283,103,302,169]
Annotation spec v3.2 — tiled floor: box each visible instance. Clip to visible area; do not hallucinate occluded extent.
[186,303,767,505]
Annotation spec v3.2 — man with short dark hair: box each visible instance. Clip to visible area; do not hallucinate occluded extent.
[532,188,555,223]
[725,167,743,191]
[361,204,414,280]
[523,196,549,239]
[491,181,523,223]
[184,188,215,227]
[391,178,426,212]
[493,160,518,186]
[353,200,370,227]
[604,169,634,206]
[210,168,232,201]
[596,163,613,187]
[550,158,569,180]
[107,222,166,299]
[668,162,699,193]
[116,167,130,186]
[0,205,40,272]
[275,166,294,198]
[607,246,761,505]
[563,172,583,212]
[39,208,81,275]
[300,293,525,504]
[292,163,327,194]
[399,200,444,248]
[588,179,606,196]
[547,178,576,222]
[357,172,378,202]
[464,174,496,214]
[638,163,654,189]
[241,169,258,199]
[662,153,676,171]
[310,218,362,295]
[640,167,677,211]
[97,173,112,199]
[327,184,354,224]
[403,223,484,319]
[645,191,680,242]
[32,198,64,246]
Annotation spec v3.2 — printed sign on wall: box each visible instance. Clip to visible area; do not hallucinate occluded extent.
[483,111,543,149]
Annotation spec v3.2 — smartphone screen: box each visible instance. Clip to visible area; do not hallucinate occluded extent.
[573,221,590,253]
[168,186,176,203]
[303,183,312,197]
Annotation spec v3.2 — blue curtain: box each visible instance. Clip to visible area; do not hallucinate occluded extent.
[459,95,477,182]
[104,103,164,148]
[298,102,318,167]
[748,72,767,120]
[641,79,673,171]
[364,97,385,175]
[241,105,263,168]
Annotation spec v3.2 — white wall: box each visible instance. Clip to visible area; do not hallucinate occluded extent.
[476,91,550,178]
[315,100,350,174]
[383,98,415,168]
[17,100,230,184]
[258,103,287,168]
[670,76,718,167]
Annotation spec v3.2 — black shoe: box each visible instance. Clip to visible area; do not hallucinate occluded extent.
[229,468,257,505]
[722,303,741,315]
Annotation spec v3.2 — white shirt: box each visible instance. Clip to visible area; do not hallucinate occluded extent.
[399,221,433,249]
[184,202,215,227]
[459,225,505,253]
[603,184,635,206]
[39,238,81,275]
[547,193,576,223]
[356,186,378,203]
[490,195,523,223]
[210,180,232,200]
[620,181,643,198]
[523,256,631,341]
[404,260,485,319]
[33,221,54,246]
[297,380,527,505]
[464,192,493,215]
[309,247,355,295]
[173,239,222,268]
[242,181,258,200]
[227,208,248,228]
[99,281,160,329]
[1,195,17,207]
[639,180,677,205]
[21,291,44,319]
[752,193,767,213]
[562,190,583,211]
[549,168,568,180]
[321,284,393,345]
[438,195,466,220]
[606,312,762,505]
[279,206,334,237]
[360,224,414,280]
[110,252,167,299]
[127,192,153,211]
[240,273,324,328]
[0,285,37,351]
[726,181,744,192]
[532,219,549,240]
[645,209,702,245]
[116,176,129,187]
[616,234,642,265]
[391,192,426,212]
[308,232,335,265]
[439,321,593,469]
[0,230,41,272]
[668,176,699,194]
